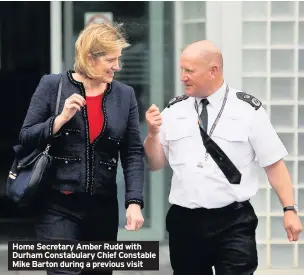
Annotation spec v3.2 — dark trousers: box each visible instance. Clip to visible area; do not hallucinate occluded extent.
[166,201,258,275]
[35,190,119,275]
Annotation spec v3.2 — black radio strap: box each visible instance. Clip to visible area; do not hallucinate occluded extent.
[195,85,242,185]
[198,126,242,184]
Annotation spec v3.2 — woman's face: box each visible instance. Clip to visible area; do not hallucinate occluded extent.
[90,48,122,83]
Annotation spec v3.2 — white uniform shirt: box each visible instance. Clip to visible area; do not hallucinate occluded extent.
[159,81,288,209]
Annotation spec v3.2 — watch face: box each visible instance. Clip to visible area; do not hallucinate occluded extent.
[294,204,298,213]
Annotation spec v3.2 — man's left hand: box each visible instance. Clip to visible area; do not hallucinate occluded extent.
[284,211,303,242]
[125,204,144,231]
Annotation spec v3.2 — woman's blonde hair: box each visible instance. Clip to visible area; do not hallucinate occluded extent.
[74,22,130,79]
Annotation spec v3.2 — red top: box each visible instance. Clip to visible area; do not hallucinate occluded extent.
[86,93,104,143]
[60,93,104,195]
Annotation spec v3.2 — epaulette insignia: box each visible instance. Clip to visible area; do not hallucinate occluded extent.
[167,95,189,108]
[236,92,262,110]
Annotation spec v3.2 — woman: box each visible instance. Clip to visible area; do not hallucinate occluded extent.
[19,22,145,275]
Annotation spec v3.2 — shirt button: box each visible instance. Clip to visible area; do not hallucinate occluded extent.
[65,160,69,164]
[65,132,69,136]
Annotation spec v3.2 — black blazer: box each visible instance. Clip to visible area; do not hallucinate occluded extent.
[19,70,145,209]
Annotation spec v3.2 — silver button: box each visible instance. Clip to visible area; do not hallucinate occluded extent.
[108,167,111,170]
[65,132,69,136]
[65,160,69,164]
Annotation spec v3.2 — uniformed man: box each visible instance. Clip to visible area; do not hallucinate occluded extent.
[144,40,303,275]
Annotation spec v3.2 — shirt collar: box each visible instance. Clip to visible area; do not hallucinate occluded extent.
[195,80,227,108]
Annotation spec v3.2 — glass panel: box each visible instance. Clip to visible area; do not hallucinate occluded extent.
[270,105,294,128]
[270,217,287,240]
[271,77,295,100]
[270,188,282,213]
[299,244,304,268]
[257,244,267,269]
[242,77,267,101]
[298,106,304,128]
[298,133,304,156]
[298,162,304,184]
[183,23,205,47]
[278,133,294,156]
[270,245,294,268]
[271,22,294,45]
[298,188,304,213]
[243,22,267,45]
[250,188,267,213]
[69,2,174,232]
[300,1,304,18]
[182,1,205,20]
[299,78,304,100]
[271,50,294,73]
[256,216,267,241]
[299,23,304,46]
[298,50,304,72]
[242,1,268,18]
[243,50,267,73]
[271,1,295,17]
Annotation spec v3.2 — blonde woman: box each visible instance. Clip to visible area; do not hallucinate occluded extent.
[19,22,145,275]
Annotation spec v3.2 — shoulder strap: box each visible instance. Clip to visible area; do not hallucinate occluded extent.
[236,92,262,110]
[167,95,189,108]
[55,76,63,115]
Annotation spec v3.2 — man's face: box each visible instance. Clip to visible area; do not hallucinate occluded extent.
[180,54,212,97]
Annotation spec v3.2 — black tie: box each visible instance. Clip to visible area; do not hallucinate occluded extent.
[200,99,209,132]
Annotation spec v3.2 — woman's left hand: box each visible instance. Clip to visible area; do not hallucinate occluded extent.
[125,204,144,231]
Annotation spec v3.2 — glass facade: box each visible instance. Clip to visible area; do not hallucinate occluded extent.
[62,1,175,242]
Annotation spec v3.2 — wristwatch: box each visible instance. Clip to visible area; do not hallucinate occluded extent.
[283,204,298,214]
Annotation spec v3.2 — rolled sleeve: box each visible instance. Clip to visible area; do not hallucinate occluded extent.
[249,107,288,167]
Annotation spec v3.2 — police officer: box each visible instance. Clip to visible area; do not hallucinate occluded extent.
[144,40,303,275]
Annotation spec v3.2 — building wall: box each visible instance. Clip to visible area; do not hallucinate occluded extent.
[173,1,304,272]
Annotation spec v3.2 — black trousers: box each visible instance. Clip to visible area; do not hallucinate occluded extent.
[35,190,119,275]
[166,201,258,275]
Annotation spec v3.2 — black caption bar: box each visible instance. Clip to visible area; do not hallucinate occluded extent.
[8,241,159,271]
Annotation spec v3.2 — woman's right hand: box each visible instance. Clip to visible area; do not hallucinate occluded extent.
[59,93,86,123]
[53,94,86,135]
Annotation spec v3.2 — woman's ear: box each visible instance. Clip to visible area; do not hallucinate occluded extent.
[87,53,94,66]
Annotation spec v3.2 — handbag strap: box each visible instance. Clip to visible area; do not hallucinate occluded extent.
[44,75,63,153]
[55,76,63,115]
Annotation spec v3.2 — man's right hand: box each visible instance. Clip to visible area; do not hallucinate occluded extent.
[145,104,162,137]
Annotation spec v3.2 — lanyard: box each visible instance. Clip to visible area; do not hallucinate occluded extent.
[194,85,229,162]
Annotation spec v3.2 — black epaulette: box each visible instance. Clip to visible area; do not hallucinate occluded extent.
[167,95,189,108]
[236,92,262,110]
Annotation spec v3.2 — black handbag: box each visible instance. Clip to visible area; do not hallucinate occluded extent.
[6,76,63,207]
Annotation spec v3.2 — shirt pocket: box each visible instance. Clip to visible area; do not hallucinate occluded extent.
[211,119,251,167]
[166,121,194,165]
